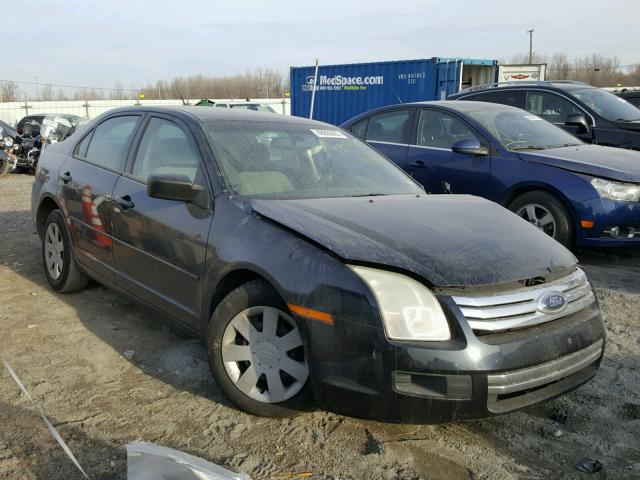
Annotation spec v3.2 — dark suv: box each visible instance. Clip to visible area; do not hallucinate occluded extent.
[449,81,640,150]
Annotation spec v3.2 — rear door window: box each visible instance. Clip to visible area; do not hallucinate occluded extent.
[73,132,93,158]
[84,116,140,171]
[524,92,582,124]
[351,118,369,139]
[365,110,412,144]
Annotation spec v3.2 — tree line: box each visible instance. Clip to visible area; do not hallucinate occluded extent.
[2,54,640,103]
[0,68,288,103]
[506,52,640,87]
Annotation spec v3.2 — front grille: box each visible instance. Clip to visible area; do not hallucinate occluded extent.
[451,268,595,333]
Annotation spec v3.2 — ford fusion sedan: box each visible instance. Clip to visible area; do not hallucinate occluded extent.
[449,81,640,150]
[342,101,640,248]
[32,107,604,422]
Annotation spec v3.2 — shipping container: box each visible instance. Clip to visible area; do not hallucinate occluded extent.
[290,57,497,125]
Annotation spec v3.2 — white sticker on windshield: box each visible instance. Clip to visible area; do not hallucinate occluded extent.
[524,115,543,121]
[310,128,347,139]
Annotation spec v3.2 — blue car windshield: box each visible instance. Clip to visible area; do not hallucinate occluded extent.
[567,87,640,122]
[203,120,422,199]
[466,109,584,150]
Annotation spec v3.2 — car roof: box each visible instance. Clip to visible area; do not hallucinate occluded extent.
[452,81,598,97]
[341,100,521,126]
[93,105,329,127]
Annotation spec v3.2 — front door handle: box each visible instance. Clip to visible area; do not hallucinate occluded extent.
[409,160,425,168]
[114,195,135,210]
[59,171,72,183]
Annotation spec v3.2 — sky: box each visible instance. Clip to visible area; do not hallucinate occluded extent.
[2,0,639,95]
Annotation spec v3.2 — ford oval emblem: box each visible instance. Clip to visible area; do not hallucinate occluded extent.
[538,292,568,313]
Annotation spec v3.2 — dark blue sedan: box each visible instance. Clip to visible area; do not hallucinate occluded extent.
[342,101,640,248]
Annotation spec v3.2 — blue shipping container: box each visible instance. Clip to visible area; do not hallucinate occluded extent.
[290,58,497,125]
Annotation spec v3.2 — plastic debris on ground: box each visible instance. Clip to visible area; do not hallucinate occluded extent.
[127,441,251,480]
[575,458,603,473]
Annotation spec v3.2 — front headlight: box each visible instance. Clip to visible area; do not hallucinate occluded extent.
[3,136,13,147]
[349,266,450,341]
[591,178,640,202]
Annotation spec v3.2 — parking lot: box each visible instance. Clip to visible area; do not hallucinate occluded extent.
[0,173,638,479]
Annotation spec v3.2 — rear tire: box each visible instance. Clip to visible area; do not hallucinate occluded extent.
[509,191,574,248]
[207,280,312,417]
[42,210,89,293]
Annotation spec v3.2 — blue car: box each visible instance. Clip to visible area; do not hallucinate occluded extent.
[341,101,640,248]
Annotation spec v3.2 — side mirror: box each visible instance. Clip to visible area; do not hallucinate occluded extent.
[451,137,489,156]
[565,113,590,134]
[147,173,203,202]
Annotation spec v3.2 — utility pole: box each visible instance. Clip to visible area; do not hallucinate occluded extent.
[527,29,534,64]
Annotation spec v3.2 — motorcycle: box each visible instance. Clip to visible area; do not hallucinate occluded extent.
[8,116,74,173]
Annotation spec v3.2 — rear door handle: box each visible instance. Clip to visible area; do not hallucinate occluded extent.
[409,160,425,168]
[59,171,72,183]
[114,195,135,210]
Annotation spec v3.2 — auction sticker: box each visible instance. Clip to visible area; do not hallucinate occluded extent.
[310,128,347,138]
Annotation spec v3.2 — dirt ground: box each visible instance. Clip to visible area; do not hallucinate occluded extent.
[1,173,639,480]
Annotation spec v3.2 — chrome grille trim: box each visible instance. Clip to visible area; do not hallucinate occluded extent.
[487,339,603,396]
[451,269,596,332]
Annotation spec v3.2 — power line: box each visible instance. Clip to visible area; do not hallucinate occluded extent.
[0,78,138,93]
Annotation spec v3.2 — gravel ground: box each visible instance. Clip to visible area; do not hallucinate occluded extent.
[1,173,639,479]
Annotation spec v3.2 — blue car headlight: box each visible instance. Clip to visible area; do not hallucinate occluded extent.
[591,178,640,202]
[349,266,451,341]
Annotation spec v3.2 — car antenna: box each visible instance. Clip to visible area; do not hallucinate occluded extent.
[173,81,189,105]
[392,86,403,104]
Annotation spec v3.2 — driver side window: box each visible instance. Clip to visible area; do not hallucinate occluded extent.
[524,92,582,124]
[417,110,478,149]
[131,117,203,183]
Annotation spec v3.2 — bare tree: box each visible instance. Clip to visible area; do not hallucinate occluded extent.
[39,84,54,101]
[0,81,20,102]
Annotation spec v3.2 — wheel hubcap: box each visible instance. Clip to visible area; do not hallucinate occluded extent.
[221,306,308,404]
[44,223,64,280]
[516,203,557,238]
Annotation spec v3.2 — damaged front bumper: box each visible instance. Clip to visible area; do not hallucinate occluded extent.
[303,275,605,423]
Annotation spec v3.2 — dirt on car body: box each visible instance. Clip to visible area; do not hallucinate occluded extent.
[1,174,639,479]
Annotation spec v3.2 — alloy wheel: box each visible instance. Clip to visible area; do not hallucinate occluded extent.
[44,223,64,280]
[221,306,308,404]
[516,203,557,238]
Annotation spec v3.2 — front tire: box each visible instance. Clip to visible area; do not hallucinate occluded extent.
[207,280,312,417]
[509,191,574,248]
[42,210,89,292]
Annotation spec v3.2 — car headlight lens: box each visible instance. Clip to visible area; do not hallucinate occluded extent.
[349,266,450,341]
[3,136,13,147]
[592,178,640,202]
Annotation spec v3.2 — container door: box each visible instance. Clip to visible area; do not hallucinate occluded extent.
[436,61,463,100]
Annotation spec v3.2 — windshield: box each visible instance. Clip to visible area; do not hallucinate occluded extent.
[229,104,277,113]
[203,120,422,199]
[466,109,583,150]
[567,87,640,122]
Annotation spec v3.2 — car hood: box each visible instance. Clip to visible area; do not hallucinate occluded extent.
[518,145,640,182]
[251,195,576,287]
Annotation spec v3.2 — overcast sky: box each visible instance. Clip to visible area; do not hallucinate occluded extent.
[3,0,639,93]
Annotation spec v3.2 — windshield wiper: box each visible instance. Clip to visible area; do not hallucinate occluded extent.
[548,143,582,148]
[350,193,388,197]
[616,118,640,122]
[510,146,547,151]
